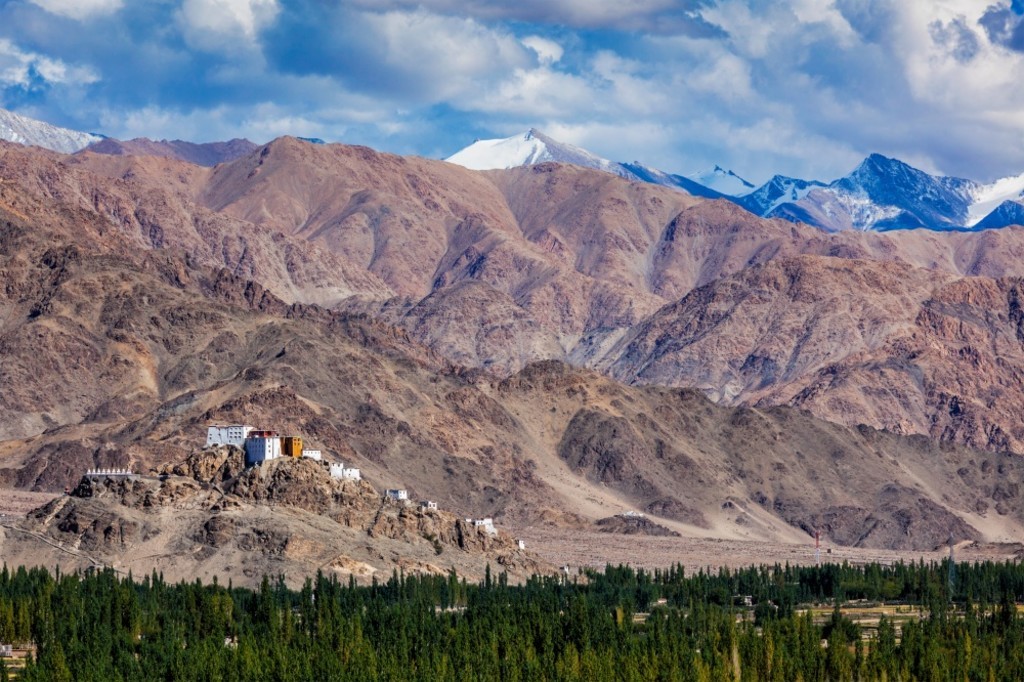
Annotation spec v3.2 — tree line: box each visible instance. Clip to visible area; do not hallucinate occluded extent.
[2,558,1024,680]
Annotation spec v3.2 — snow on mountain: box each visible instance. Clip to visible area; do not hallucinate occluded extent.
[831,154,978,230]
[447,129,744,200]
[967,171,1024,227]
[686,165,756,197]
[754,154,983,232]
[448,130,1024,233]
[0,108,102,154]
[446,129,633,179]
[740,175,826,216]
[618,162,727,199]
[973,200,1024,230]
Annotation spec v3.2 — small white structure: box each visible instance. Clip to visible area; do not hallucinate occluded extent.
[419,500,438,511]
[385,489,409,502]
[517,539,526,550]
[473,518,497,535]
[85,468,136,479]
[244,435,281,465]
[1,643,13,657]
[206,425,253,448]
[620,510,645,518]
[329,463,361,480]
[301,449,322,461]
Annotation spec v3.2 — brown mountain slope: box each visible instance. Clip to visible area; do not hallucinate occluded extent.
[597,256,1024,453]
[83,137,258,167]
[0,141,390,308]
[2,200,1024,552]
[10,136,1024,347]
[6,136,1024,539]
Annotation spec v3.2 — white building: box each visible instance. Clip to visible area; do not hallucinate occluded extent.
[329,463,361,480]
[473,518,497,535]
[419,500,438,510]
[206,425,254,448]
[301,449,322,461]
[244,435,282,465]
[517,539,526,550]
[385,489,408,501]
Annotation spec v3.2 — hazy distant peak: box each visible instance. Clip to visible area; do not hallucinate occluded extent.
[0,107,101,154]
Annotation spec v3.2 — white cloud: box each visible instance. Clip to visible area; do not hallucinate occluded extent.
[29,0,122,21]
[0,39,98,87]
[360,10,533,101]
[522,36,563,65]
[179,0,280,51]
[469,66,595,117]
[346,0,692,32]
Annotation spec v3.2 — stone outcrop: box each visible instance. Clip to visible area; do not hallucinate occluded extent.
[8,448,548,586]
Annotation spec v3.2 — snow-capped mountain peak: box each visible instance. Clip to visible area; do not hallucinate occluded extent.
[445,129,627,177]
[967,171,1024,227]
[685,165,756,197]
[0,108,102,154]
[739,175,826,216]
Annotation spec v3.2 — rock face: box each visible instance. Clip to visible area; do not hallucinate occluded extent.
[595,515,681,537]
[4,448,546,587]
[596,256,1024,453]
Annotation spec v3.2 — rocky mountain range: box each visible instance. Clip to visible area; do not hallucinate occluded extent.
[85,137,259,167]
[0,107,257,167]
[7,106,1023,234]
[447,130,1024,233]
[4,124,1024,567]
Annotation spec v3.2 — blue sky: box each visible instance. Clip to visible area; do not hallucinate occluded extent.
[2,0,1024,184]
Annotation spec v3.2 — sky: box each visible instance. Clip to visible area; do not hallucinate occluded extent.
[1,0,1024,184]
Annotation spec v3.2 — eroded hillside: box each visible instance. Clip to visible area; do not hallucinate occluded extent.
[3,138,1024,556]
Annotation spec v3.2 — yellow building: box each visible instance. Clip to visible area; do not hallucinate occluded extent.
[281,436,303,458]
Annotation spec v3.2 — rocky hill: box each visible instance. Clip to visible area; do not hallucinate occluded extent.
[596,256,1024,453]
[0,447,545,587]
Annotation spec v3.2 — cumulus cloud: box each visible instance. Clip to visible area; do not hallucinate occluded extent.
[265,6,534,104]
[521,36,563,65]
[29,0,121,21]
[0,39,98,88]
[179,0,280,51]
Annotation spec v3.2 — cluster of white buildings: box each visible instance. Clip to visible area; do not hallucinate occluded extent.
[204,425,521,545]
[206,425,360,480]
[330,463,362,481]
